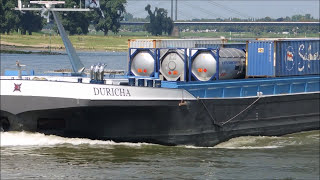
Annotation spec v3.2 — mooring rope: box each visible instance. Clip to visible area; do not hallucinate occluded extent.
[199,99,222,127]
[221,96,262,126]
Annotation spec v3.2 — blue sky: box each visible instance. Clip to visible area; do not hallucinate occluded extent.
[125,0,320,20]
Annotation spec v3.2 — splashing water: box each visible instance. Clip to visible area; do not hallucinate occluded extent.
[213,136,283,149]
[1,130,319,149]
[0,131,152,147]
[214,130,319,149]
[180,130,320,149]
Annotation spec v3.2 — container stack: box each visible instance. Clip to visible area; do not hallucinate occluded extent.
[127,38,319,85]
[246,39,320,77]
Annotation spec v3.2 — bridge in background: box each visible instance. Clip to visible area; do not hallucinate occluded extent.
[120,21,320,26]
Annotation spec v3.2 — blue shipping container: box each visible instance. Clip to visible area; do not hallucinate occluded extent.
[247,41,275,77]
[246,39,320,77]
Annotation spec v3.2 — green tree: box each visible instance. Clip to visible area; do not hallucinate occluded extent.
[123,12,133,21]
[17,0,44,35]
[263,16,272,22]
[1,0,20,34]
[60,0,90,35]
[144,4,173,36]
[1,0,44,34]
[93,0,126,35]
[19,11,44,35]
[305,14,312,20]
[0,0,5,32]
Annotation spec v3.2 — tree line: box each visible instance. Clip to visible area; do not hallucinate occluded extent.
[0,1,173,36]
[182,14,319,35]
[123,13,319,35]
[1,0,318,36]
[0,0,126,35]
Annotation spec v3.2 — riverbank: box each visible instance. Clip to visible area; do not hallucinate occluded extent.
[1,32,318,54]
[0,34,171,53]
[0,45,64,55]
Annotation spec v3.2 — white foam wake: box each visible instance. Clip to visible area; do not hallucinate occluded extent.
[213,136,283,149]
[0,131,151,147]
[182,131,320,149]
[178,136,283,149]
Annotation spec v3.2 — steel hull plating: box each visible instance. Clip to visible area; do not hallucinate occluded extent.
[1,92,319,146]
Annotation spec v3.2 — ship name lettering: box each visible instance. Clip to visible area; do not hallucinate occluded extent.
[93,87,131,97]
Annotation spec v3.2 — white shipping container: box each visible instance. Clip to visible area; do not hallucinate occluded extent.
[128,39,228,48]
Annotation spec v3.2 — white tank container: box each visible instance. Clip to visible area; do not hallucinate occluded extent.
[190,48,246,81]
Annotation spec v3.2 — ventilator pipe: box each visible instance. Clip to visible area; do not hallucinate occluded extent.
[99,64,106,80]
[90,65,95,80]
[94,64,100,81]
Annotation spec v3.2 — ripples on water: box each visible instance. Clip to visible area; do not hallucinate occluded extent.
[0,52,127,75]
[1,131,319,179]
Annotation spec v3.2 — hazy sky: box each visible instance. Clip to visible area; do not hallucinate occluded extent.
[125,0,320,20]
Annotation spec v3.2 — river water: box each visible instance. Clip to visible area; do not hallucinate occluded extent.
[0,51,127,75]
[0,53,319,179]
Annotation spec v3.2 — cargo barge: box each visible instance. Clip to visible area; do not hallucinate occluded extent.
[1,38,319,146]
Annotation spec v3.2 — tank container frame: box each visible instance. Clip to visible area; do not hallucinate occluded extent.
[128,48,158,78]
[188,48,220,82]
[157,48,188,82]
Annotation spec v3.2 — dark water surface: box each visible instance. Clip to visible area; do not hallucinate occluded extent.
[0,53,319,179]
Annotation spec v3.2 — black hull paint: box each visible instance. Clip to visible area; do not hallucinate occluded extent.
[2,92,319,146]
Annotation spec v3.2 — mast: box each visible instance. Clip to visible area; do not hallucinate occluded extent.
[52,11,85,73]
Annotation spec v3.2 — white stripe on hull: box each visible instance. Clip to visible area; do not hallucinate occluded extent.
[0,79,196,101]
[0,78,196,114]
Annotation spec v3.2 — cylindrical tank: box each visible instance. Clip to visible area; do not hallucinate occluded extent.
[129,49,156,77]
[190,48,245,81]
[191,50,218,81]
[159,49,186,81]
[218,48,246,80]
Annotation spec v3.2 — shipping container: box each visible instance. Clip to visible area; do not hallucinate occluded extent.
[246,39,320,77]
[255,38,320,41]
[128,39,227,48]
[221,43,246,50]
[196,43,246,50]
